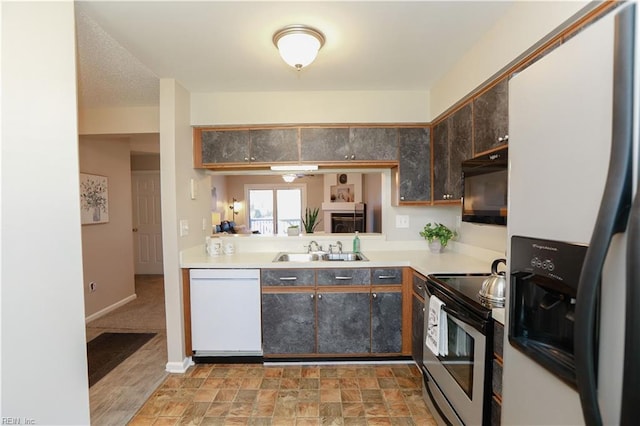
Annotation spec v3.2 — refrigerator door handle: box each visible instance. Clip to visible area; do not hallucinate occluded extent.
[622,166,640,424]
[575,4,636,426]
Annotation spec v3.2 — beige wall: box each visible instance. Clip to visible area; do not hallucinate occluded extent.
[80,137,136,318]
[191,90,429,125]
[2,1,91,422]
[430,1,589,118]
[78,105,159,135]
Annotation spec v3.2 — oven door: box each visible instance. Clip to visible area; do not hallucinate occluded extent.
[423,283,488,425]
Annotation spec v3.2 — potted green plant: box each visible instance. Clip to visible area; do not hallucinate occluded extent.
[301,207,321,234]
[419,222,456,253]
[287,224,300,236]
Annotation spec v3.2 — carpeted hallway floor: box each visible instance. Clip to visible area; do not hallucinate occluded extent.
[87,275,169,425]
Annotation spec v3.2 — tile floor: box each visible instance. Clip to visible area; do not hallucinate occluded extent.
[128,362,436,425]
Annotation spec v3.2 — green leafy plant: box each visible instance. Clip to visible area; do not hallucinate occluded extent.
[301,207,321,233]
[419,222,456,247]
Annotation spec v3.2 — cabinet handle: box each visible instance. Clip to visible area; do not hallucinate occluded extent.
[244,157,249,162]
[417,285,423,290]
[422,307,426,312]
[344,155,349,160]
[310,294,315,299]
[318,294,322,299]
[350,154,356,160]
[377,275,396,280]
[335,276,353,280]
[400,196,405,201]
[372,293,377,299]
[250,156,256,161]
[279,277,298,281]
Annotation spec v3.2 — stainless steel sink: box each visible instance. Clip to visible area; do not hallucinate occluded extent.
[273,252,368,262]
[274,253,323,262]
[321,252,368,261]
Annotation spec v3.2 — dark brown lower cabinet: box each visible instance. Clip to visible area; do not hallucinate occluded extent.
[492,321,504,425]
[317,291,370,354]
[371,290,403,353]
[411,292,425,364]
[261,292,315,354]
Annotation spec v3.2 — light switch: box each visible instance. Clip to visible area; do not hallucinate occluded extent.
[396,215,410,228]
[180,219,189,236]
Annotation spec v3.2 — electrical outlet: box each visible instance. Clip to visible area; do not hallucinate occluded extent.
[395,215,410,228]
[180,219,189,236]
[89,281,96,292]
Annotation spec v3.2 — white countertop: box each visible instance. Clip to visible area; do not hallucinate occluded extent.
[181,241,506,324]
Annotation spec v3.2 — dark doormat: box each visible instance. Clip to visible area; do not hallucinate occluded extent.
[87,332,155,387]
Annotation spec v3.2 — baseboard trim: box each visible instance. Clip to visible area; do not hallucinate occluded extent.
[165,357,194,373]
[85,294,137,324]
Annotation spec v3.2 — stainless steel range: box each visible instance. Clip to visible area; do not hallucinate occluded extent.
[421,273,496,426]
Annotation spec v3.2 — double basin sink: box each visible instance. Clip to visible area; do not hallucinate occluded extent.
[273,252,368,262]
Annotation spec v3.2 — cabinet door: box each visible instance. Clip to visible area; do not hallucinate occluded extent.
[371,291,403,353]
[200,130,251,164]
[411,293,425,364]
[349,127,398,161]
[300,128,350,161]
[250,129,299,163]
[432,120,449,201]
[397,127,431,203]
[317,292,370,354]
[448,103,473,200]
[473,78,509,155]
[262,292,316,354]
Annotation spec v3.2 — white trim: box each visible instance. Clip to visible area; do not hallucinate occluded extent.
[165,357,194,373]
[85,294,137,323]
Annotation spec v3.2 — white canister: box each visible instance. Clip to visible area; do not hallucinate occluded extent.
[206,237,222,256]
[223,241,235,255]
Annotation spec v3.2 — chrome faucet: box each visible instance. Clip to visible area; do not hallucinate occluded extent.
[328,241,343,254]
[307,240,322,253]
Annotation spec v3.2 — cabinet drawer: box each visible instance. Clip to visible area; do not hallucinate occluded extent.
[261,269,315,286]
[371,268,402,285]
[317,268,371,286]
[412,273,427,295]
[492,358,503,398]
[493,321,504,358]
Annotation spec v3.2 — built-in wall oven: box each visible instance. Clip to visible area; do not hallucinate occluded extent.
[422,274,494,426]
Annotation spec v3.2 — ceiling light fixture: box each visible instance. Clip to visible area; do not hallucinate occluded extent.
[272,25,325,71]
[270,165,319,172]
[282,174,297,183]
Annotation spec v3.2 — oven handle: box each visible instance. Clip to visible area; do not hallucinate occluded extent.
[441,305,487,333]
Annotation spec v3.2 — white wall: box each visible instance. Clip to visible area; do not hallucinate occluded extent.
[79,137,136,319]
[191,90,429,125]
[160,79,212,371]
[1,1,90,423]
[430,1,589,118]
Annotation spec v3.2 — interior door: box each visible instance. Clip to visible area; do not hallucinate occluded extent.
[132,171,163,274]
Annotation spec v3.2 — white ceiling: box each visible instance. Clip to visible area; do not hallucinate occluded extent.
[75,1,515,109]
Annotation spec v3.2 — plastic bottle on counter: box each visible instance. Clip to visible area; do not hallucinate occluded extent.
[353,231,360,253]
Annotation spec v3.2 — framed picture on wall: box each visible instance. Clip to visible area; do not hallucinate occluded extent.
[80,173,109,225]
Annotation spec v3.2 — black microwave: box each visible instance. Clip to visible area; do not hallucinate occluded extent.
[461,147,508,225]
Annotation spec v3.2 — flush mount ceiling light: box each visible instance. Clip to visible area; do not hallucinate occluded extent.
[272,25,325,71]
[282,174,297,183]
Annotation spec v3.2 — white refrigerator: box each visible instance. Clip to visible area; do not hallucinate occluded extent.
[504,2,639,425]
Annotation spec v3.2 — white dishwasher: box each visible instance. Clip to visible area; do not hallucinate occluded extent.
[190,269,262,357]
